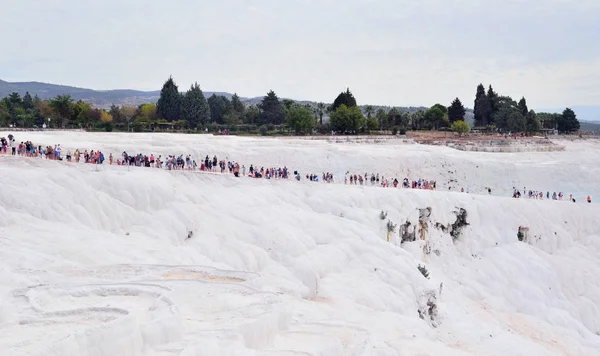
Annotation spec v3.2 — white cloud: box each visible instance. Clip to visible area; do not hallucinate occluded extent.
[0,0,598,108]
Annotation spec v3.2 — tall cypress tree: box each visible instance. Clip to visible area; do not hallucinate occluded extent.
[156,76,181,122]
[517,97,528,117]
[181,83,210,128]
[231,93,245,115]
[473,84,489,127]
[486,85,498,126]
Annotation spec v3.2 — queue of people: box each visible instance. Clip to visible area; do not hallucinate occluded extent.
[0,134,593,204]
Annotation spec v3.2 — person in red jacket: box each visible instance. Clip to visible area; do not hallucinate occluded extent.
[587,195,592,203]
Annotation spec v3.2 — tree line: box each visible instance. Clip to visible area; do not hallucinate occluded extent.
[473,83,579,134]
[0,76,581,135]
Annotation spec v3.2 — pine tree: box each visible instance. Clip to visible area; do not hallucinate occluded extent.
[259,90,284,125]
[558,108,580,133]
[156,76,181,122]
[518,97,528,117]
[332,88,357,111]
[181,83,210,128]
[22,92,34,110]
[447,98,466,124]
[473,84,489,127]
[231,93,245,115]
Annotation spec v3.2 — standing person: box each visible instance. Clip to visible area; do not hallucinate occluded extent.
[588,195,592,203]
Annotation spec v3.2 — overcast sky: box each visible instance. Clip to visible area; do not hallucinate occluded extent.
[1,0,599,109]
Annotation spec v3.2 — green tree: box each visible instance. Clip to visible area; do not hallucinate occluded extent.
[7,92,22,109]
[537,112,560,130]
[315,102,326,125]
[447,98,466,124]
[388,107,402,128]
[259,90,284,125]
[222,111,242,126]
[72,100,92,127]
[473,84,489,127]
[525,110,540,135]
[181,82,210,129]
[487,85,499,125]
[409,110,426,130]
[282,99,295,113]
[48,95,74,127]
[22,92,34,110]
[32,94,42,107]
[332,88,357,111]
[244,105,260,124]
[375,108,388,130]
[231,93,245,115]
[557,108,580,133]
[366,116,379,132]
[285,104,316,135]
[450,120,470,136]
[156,76,181,122]
[0,100,9,126]
[430,103,448,114]
[364,105,374,118]
[506,108,526,133]
[329,104,365,133]
[518,97,528,117]
[424,106,445,130]
[492,96,519,131]
[207,94,232,124]
[109,104,123,123]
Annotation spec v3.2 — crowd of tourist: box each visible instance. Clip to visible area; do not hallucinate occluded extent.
[0,134,593,203]
[512,188,591,203]
[344,173,437,190]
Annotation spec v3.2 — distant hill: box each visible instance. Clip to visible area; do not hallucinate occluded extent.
[0,79,232,109]
[580,121,600,134]
[0,79,433,114]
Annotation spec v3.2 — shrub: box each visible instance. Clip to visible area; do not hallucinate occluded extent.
[259,125,268,136]
[450,120,470,136]
[392,127,398,135]
[380,210,388,220]
[517,231,524,242]
[399,128,406,135]
[132,122,143,132]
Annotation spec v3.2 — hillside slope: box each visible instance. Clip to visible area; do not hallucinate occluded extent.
[0,80,231,108]
[0,134,599,356]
